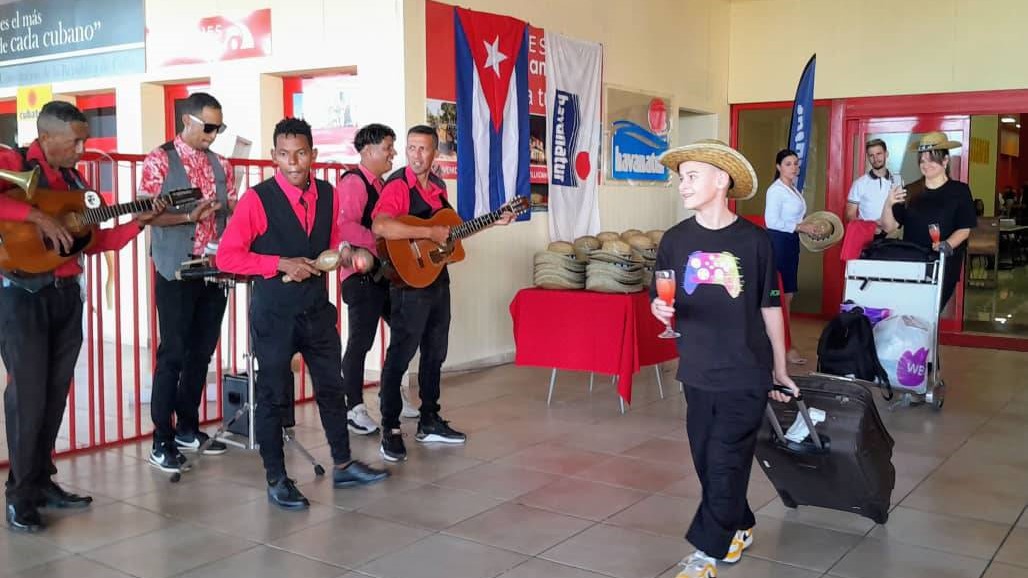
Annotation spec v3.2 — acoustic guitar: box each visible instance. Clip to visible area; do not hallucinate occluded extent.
[377,196,530,288]
[0,186,201,274]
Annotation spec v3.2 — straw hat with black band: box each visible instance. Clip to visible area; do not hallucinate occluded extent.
[910,131,961,152]
[658,139,758,201]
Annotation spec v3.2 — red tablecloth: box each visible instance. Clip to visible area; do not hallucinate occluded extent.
[509,288,678,404]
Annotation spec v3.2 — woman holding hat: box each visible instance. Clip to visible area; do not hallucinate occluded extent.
[763,148,820,364]
[880,132,977,309]
[651,139,799,578]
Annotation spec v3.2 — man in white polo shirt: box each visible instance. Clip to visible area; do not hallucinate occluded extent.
[846,138,894,235]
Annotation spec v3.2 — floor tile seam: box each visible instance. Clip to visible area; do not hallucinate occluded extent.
[986,503,1028,570]
[893,501,1026,527]
[261,541,357,570]
[512,484,651,522]
[79,527,262,578]
[161,543,266,578]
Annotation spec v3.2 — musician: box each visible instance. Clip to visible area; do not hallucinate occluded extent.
[336,123,417,436]
[0,101,165,532]
[217,118,388,510]
[372,125,514,463]
[138,92,236,473]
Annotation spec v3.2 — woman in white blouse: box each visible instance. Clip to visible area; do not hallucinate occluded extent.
[764,149,818,365]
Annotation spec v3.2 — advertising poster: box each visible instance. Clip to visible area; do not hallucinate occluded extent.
[605,87,672,185]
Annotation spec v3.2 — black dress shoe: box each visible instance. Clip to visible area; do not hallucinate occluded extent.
[40,482,93,509]
[333,460,390,488]
[6,503,43,533]
[266,478,309,510]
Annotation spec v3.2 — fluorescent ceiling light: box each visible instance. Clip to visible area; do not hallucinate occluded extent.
[1001,116,1017,123]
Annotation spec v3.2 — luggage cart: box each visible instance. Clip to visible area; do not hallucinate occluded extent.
[843,253,946,410]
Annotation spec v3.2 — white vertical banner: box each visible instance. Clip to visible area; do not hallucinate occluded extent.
[545,32,602,242]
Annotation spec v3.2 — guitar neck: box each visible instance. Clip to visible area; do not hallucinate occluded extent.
[450,207,506,241]
[83,197,158,225]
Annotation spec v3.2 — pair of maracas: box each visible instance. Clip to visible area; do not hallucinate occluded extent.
[282,244,374,283]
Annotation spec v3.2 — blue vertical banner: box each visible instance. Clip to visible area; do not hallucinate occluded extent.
[788,54,816,192]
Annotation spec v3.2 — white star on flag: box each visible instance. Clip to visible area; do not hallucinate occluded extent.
[482,36,507,77]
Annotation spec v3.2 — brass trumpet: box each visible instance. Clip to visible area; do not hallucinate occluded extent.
[0,167,40,199]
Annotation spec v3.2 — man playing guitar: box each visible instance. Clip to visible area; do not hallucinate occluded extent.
[0,101,165,532]
[371,125,514,463]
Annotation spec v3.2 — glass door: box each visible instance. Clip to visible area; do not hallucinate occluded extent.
[852,114,970,332]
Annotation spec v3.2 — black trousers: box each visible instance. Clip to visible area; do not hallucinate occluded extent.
[152,276,228,444]
[379,281,450,430]
[0,281,83,506]
[683,385,769,559]
[340,274,390,410]
[252,300,350,482]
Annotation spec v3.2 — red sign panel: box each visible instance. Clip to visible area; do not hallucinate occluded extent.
[150,9,272,67]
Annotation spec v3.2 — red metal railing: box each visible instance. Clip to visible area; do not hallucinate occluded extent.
[0,152,387,466]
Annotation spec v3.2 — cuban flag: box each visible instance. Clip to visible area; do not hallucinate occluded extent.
[455,7,531,221]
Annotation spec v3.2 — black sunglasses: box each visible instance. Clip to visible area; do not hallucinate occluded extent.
[189,114,227,135]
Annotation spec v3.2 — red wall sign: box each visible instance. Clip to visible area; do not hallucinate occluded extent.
[150,8,272,67]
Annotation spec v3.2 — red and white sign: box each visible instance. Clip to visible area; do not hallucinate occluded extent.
[149,8,272,67]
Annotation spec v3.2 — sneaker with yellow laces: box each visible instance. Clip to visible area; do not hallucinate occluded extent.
[721,528,754,563]
[675,551,717,578]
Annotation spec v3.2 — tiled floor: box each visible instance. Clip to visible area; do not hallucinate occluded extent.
[1,318,1026,578]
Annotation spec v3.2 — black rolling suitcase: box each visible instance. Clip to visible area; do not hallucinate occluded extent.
[755,373,895,524]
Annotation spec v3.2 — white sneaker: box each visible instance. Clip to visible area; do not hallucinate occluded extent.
[347,404,380,435]
[676,551,717,578]
[400,386,419,419]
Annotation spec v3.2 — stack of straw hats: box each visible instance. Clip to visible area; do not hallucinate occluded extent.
[533,241,587,289]
[586,239,646,293]
[623,233,658,286]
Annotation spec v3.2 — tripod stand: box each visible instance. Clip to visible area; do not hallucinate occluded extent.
[170,280,326,483]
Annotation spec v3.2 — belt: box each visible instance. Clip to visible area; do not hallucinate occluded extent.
[1,274,79,292]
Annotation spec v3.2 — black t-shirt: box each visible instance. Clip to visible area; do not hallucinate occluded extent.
[651,217,781,391]
[892,179,977,251]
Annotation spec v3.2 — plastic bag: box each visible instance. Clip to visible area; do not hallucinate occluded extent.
[873,315,932,390]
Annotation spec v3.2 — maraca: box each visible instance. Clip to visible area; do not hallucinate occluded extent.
[283,245,373,282]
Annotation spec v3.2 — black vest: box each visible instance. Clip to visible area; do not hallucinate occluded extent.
[250,176,333,311]
[341,168,380,229]
[384,168,451,218]
[383,168,452,285]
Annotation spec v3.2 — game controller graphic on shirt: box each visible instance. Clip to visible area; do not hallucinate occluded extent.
[682,251,743,298]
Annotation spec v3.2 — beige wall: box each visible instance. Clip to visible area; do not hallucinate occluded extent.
[403,0,731,368]
[729,0,1028,103]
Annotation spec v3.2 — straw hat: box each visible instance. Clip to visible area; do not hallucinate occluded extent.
[646,229,664,246]
[572,235,601,262]
[533,242,587,289]
[586,260,646,293]
[596,231,621,244]
[624,234,654,252]
[620,229,643,241]
[658,139,758,200]
[589,240,642,265]
[798,210,845,252]
[910,131,961,152]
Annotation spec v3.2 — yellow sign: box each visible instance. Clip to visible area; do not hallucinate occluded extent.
[16,84,53,145]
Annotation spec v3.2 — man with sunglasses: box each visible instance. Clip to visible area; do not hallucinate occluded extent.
[139,92,236,473]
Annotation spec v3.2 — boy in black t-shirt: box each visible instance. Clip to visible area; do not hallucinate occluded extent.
[651,140,799,578]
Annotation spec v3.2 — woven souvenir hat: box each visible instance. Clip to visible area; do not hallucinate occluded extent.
[658,139,758,200]
[797,210,845,252]
[596,231,621,244]
[572,235,601,262]
[533,241,586,289]
[645,229,664,246]
[624,234,656,257]
[586,261,646,293]
[910,131,961,152]
[620,229,643,241]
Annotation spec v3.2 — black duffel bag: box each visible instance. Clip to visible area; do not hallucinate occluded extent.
[859,239,935,262]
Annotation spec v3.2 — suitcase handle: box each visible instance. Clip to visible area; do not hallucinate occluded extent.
[768,385,825,451]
